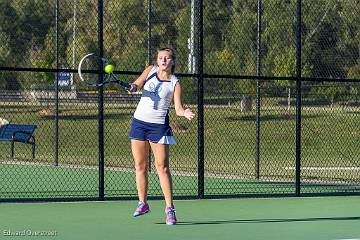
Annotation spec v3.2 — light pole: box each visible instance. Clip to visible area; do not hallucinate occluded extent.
[188,0,196,75]
[71,0,77,85]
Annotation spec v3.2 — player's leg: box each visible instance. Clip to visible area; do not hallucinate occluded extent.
[150,142,177,225]
[131,139,150,216]
[150,142,173,207]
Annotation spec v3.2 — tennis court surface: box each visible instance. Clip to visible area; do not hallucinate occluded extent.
[1,196,359,240]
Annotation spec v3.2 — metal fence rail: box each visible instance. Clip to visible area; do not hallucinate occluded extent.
[0,0,359,201]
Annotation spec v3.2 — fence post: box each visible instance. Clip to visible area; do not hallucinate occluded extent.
[295,0,302,196]
[197,0,205,199]
[98,0,105,201]
[147,0,152,173]
[255,0,262,179]
[54,0,59,167]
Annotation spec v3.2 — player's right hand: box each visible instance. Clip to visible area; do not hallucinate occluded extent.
[128,84,138,93]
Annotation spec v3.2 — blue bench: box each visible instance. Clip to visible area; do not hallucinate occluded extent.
[0,124,37,159]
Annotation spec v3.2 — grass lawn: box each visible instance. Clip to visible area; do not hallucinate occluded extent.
[1,99,360,199]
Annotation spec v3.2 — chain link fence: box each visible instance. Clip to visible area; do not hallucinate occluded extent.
[0,0,359,201]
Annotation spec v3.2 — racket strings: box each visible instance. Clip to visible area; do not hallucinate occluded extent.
[78,53,131,89]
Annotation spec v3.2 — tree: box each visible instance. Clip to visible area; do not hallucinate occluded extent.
[273,48,311,110]
[338,1,360,80]
[302,0,358,102]
[224,0,258,101]
[0,1,21,89]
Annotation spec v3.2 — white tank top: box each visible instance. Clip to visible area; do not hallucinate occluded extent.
[134,66,179,124]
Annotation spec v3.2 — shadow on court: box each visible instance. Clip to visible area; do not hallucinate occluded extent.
[156,216,360,225]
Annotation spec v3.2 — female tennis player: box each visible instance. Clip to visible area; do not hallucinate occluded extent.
[128,47,195,225]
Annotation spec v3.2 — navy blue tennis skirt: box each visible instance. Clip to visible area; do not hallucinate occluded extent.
[129,118,176,144]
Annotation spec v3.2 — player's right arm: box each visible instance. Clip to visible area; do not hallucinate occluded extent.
[129,65,153,92]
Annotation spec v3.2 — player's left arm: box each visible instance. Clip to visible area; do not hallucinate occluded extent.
[173,81,195,121]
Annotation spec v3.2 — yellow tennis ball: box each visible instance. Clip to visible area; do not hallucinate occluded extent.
[104,64,114,74]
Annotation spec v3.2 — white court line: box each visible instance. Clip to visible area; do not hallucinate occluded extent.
[335,238,360,240]
[284,167,360,171]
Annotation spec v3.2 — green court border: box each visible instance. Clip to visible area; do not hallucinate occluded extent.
[1,163,359,202]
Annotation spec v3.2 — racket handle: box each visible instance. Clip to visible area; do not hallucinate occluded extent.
[109,74,137,91]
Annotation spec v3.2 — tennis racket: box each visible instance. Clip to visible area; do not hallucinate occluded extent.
[78,53,132,89]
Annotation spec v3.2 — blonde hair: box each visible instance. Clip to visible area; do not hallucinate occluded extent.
[157,47,176,74]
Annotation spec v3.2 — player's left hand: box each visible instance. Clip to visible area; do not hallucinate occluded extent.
[184,108,195,121]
